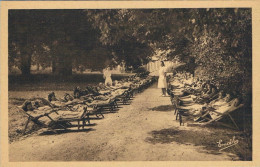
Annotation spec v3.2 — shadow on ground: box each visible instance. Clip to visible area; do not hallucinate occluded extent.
[39,128,95,135]
[145,127,252,160]
[148,105,174,112]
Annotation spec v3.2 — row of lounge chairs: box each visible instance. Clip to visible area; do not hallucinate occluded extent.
[17,73,156,135]
[167,72,245,129]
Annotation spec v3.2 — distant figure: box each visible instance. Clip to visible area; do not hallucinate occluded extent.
[103,66,112,86]
[158,61,167,96]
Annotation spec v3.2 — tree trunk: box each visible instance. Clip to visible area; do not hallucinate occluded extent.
[52,59,57,74]
[20,51,31,75]
[36,63,40,71]
[52,56,72,75]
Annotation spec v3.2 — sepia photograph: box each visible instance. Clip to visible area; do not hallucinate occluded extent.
[1,3,257,164]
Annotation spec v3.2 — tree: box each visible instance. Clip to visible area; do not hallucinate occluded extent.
[9,10,101,75]
[9,8,252,95]
[188,9,252,96]
[9,10,46,75]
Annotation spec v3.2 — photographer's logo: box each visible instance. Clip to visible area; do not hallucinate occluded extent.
[217,136,239,151]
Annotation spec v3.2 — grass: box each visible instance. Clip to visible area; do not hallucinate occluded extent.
[9,73,133,91]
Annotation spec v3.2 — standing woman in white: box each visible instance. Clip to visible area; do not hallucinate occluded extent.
[158,61,167,96]
[103,66,112,86]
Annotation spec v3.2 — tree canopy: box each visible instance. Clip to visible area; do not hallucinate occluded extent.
[9,8,252,96]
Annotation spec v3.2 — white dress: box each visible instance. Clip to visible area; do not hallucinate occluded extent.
[104,70,112,86]
[158,66,167,88]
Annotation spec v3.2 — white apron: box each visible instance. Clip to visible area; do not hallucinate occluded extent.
[104,70,112,86]
[158,67,167,88]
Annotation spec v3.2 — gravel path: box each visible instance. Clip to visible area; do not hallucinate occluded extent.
[9,83,238,161]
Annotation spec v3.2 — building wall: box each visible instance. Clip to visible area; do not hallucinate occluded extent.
[145,60,176,76]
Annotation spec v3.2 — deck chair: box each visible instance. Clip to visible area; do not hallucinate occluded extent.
[171,96,178,115]
[176,104,190,126]
[116,90,130,105]
[17,106,63,134]
[174,95,196,126]
[172,96,185,125]
[53,96,107,117]
[108,88,130,106]
[17,104,90,134]
[88,98,117,113]
[196,104,244,130]
[85,104,104,118]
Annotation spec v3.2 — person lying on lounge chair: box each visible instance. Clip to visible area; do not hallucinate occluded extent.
[21,98,87,126]
[207,91,227,107]
[97,83,108,90]
[48,92,84,108]
[192,91,227,118]
[203,84,218,100]
[194,83,218,104]
[73,86,93,99]
[194,92,242,122]
[208,94,242,120]
[21,99,57,118]
[86,86,101,96]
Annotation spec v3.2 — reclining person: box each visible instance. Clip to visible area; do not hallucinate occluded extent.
[96,83,113,95]
[194,92,242,122]
[180,79,205,97]
[194,83,218,104]
[73,85,113,103]
[208,90,227,107]
[21,99,57,118]
[97,83,109,90]
[202,84,218,100]
[86,86,101,96]
[175,78,201,96]
[48,92,83,109]
[22,98,86,126]
[193,91,227,118]
[208,92,242,120]
[73,86,91,99]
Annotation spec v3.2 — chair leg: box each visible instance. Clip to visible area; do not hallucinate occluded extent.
[112,102,115,108]
[115,101,118,108]
[82,119,85,129]
[78,120,80,130]
[228,114,239,130]
[47,115,67,130]
[99,110,104,118]
[23,117,31,135]
[176,111,179,120]
[87,114,90,124]
[179,114,182,126]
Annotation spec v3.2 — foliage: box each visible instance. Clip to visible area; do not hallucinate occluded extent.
[9,9,252,97]
[189,9,252,96]
[9,10,101,75]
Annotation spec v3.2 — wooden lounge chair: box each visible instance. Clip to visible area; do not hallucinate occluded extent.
[170,96,187,125]
[85,104,104,118]
[17,104,91,134]
[17,106,63,134]
[88,98,117,113]
[115,90,131,105]
[172,95,197,126]
[200,104,244,130]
